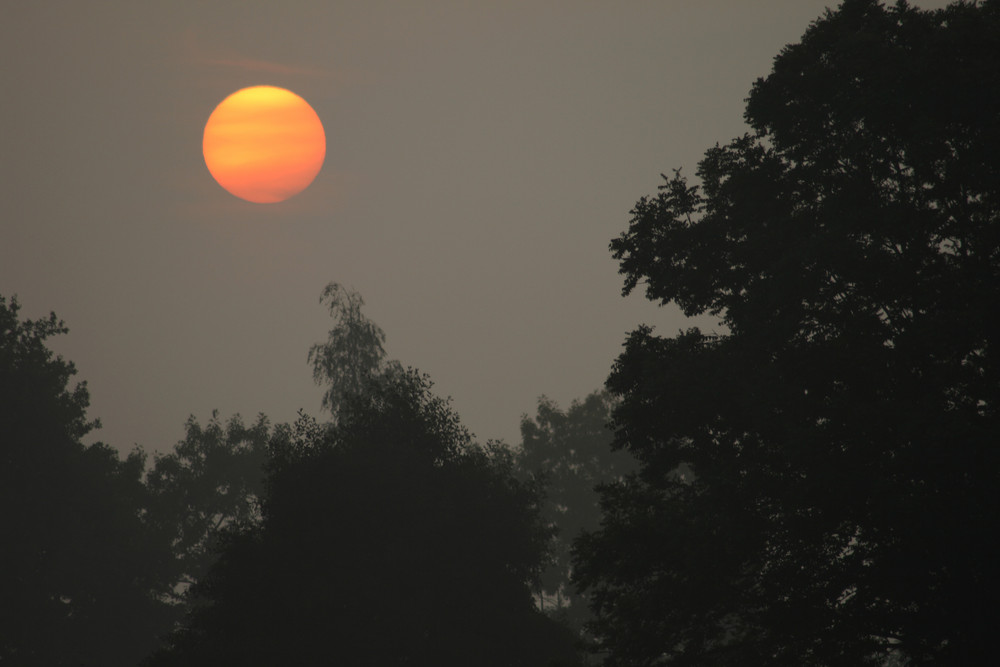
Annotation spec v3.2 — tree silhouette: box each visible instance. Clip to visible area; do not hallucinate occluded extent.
[147,370,583,666]
[308,282,402,418]
[0,295,175,666]
[145,411,279,604]
[517,391,634,634]
[574,1,1000,665]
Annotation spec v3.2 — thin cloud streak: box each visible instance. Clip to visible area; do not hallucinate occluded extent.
[202,56,326,77]
[177,27,355,82]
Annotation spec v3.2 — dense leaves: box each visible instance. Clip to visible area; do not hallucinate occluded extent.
[148,370,582,666]
[0,295,175,666]
[578,1,1000,665]
[517,391,634,632]
[308,282,402,418]
[145,411,277,603]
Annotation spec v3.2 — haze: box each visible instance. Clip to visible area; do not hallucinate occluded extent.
[1,1,949,454]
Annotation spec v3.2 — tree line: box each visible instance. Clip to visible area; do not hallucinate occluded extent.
[3,1,997,664]
[1,286,606,666]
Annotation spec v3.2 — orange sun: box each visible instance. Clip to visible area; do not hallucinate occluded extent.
[202,86,326,204]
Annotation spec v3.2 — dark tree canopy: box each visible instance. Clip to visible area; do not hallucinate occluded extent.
[148,370,582,666]
[576,1,1000,665]
[0,295,175,666]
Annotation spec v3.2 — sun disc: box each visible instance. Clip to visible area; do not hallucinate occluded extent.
[203,86,326,204]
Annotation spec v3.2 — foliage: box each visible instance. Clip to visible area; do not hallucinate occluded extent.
[575,1,1000,665]
[517,391,634,632]
[147,370,584,666]
[145,411,280,603]
[0,295,175,666]
[308,282,402,418]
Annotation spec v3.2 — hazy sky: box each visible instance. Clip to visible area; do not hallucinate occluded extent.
[2,1,949,454]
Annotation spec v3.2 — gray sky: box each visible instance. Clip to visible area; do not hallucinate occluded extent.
[2,1,948,454]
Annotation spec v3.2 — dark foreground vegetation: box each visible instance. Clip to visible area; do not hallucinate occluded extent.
[3,1,997,664]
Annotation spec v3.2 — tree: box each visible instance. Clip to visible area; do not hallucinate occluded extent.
[308,282,402,418]
[574,1,1000,665]
[517,391,634,633]
[147,370,583,666]
[0,295,175,666]
[147,282,394,603]
[145,411,279,603]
